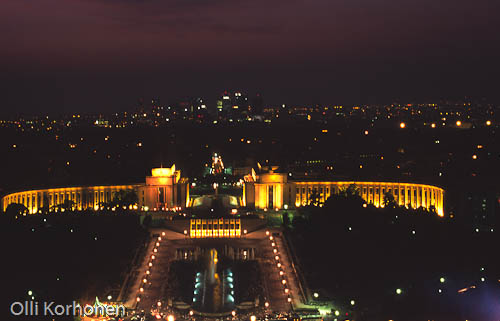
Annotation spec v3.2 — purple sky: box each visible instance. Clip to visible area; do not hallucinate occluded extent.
[1,0,499,113]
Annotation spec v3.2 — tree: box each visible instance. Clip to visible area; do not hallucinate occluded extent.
[338,184,360,198]
[308,190,321,206]
[282,212,290,227]
[112,190,138,208]
[5,203,29,220]
[383,192,398,209]
[61,199,75,211]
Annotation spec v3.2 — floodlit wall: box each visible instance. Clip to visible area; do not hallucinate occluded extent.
[1,166,189,214]
[245,172,444,216]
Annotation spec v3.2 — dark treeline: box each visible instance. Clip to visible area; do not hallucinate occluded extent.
[0,212,148,320]
[289,192,500,320]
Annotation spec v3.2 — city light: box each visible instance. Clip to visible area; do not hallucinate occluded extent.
[396,288,402,295]
[167,315,175,321]
[456,120,462,126]
[399,122,406,128]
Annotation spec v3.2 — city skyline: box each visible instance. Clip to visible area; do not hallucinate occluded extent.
[1,0,500,114]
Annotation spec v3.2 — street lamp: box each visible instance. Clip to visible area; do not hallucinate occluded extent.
[250,315,256,321]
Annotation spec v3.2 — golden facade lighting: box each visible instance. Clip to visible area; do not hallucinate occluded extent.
[189,218,241,238]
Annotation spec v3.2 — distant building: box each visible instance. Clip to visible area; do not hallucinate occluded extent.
[2,165,189,213]
[243,166,445,216]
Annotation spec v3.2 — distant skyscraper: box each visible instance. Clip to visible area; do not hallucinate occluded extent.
[218,90,248,119]
[251,94,264,115]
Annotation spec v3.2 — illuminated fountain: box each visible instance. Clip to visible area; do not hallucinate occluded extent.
[208,249,218,285]
[192,248,234,314]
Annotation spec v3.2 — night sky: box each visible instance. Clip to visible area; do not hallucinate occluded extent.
[1,0,499,114]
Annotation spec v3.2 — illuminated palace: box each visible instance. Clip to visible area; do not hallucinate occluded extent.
[1,165,189,214]
[2,164,444,217]
[243,167,445,216]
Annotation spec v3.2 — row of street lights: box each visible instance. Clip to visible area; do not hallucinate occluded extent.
[135,231,175,321]
[266,230,293,308]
